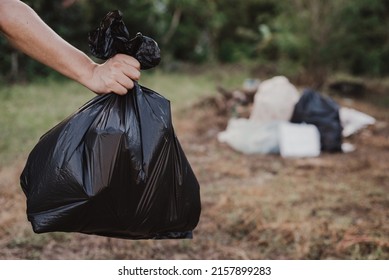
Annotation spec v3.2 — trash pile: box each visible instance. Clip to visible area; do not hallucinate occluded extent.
[217,76,376,158]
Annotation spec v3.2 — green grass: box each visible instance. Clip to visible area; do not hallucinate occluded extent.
[141,66,251,106]
[0,80,91,164]
[0,67,250,165]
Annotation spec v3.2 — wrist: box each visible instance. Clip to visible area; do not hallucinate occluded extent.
[76,59,99,92]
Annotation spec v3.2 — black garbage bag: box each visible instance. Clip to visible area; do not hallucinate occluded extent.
[88,10,161,70]
[20,11,201,239]
[291,89,342,152]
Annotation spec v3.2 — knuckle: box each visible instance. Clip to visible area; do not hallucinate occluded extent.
[115,86,127,95]
[105,79,115,89]
[111,61,121,69]
[114,53,124,60]
[133,60,141,69]
[128,80,134,89]
[127,56,140,68]
[132,71,141,80]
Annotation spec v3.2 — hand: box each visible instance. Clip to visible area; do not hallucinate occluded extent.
[83,54,141,95]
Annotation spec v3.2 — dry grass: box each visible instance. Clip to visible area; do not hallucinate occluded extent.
[0,74,388,260]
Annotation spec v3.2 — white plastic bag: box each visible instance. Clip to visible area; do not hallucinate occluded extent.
[250,76,300,122]
[279,122,321,158]
[340,107,376,137]
[217,118,280,154]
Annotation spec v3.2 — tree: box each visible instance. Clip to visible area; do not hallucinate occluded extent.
[0,0,90,81]
[1,0,388,83]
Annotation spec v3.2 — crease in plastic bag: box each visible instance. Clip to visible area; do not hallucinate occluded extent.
[20,10,201,239]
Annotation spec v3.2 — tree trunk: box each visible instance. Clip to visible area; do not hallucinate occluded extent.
[162,8,182,45]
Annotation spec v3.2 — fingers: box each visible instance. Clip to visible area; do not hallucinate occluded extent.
[111,54,141,82]
[114,54,141,71]
[101,54,141,95]
[86,54,141,95]
[120,63,141,81]
[115,72,135,94]
[104,75,132,95]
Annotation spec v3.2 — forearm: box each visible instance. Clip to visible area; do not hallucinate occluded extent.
[0,0,95,86]
[1,0,140,95]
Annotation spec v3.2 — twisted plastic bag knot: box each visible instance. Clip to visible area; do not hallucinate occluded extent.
[88,10,161,70]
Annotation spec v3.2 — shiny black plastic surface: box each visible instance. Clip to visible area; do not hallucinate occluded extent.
[291,89,342,152]
[20,11,201,239]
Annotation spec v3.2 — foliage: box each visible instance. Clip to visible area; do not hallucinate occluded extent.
[332,0,389,75]
[272,0,389,78]
[0,0,388,82]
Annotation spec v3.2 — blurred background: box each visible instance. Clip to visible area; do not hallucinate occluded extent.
[0,0,388,259]
[2,0,389,82]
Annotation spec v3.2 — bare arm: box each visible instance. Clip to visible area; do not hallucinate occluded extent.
[0,0,140,95]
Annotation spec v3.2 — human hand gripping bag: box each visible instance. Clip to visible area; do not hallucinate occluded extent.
[20,10,201,239]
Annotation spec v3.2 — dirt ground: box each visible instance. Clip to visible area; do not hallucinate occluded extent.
[0,92,388,260]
